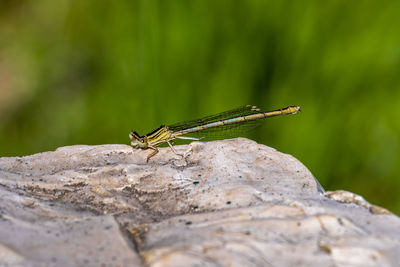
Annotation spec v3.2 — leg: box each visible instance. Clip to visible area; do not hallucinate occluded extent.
[146,146,159,162]
[167,141,184,158]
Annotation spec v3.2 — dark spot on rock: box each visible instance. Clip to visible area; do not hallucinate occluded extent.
[297,222,301,226]
[185,221,192,225]
[104,225,112,230]
[193,181,199,185]
[245,230,251,235]
[226,201,231,205]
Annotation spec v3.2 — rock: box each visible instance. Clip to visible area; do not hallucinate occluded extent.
[0,138,399,266]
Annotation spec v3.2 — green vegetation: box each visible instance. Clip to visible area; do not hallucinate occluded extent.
[1,1,399,213]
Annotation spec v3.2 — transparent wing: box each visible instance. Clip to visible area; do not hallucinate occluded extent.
[179,119,263,139]
[168,105,262,132]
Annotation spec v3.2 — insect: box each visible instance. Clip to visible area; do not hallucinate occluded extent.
[129,105,300,162]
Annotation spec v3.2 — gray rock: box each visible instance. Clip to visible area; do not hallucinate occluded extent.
[0,138,399,266]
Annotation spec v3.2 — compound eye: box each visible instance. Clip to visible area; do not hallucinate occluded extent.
[129,131,141,140]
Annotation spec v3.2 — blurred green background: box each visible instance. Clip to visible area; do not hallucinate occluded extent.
[1,1,399,214]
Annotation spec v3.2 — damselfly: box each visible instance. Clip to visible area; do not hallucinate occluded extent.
[129,105,300,162]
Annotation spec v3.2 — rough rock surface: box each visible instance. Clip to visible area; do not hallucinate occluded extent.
[0,138,399,266]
